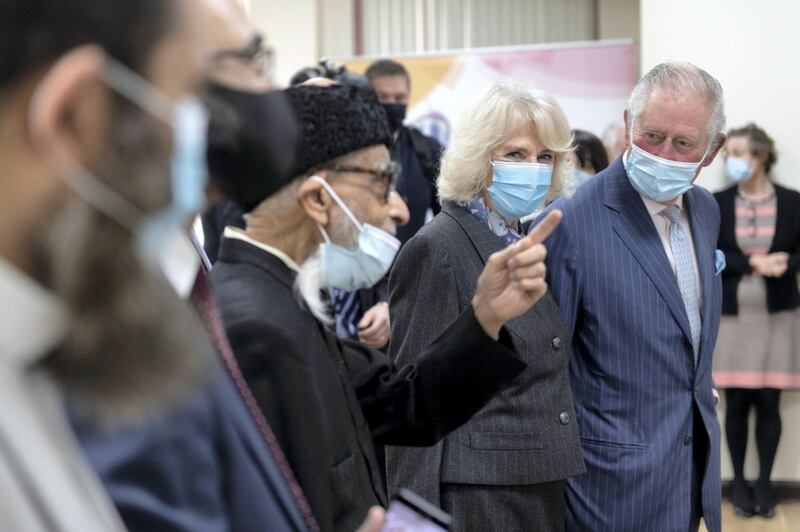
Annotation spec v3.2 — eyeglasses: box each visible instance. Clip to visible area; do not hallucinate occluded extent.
[317,161,401,203]
[210,36,274,80]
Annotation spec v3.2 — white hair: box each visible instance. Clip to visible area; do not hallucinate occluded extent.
[437,82,574,205]
[294,251,333,325]
[627,62,726,145]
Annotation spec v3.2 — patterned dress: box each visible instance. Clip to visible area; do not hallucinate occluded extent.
[713,193,800,389]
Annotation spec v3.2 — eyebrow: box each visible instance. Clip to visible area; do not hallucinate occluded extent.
[502,145,530,153]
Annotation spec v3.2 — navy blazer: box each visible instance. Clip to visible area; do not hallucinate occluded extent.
[72,363,308,532]
[542,157,723,532]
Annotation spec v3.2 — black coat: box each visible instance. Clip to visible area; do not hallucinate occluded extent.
[210,237,526,532]
[715,184,800,315]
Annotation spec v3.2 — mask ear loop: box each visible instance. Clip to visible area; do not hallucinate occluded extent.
[307,175,364,231]
[28,66,143,233]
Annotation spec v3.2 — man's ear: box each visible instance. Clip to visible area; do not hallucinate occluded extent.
[27,45,110,169]
[297,173,333,226]
[703,132,727,167]
[623,109,630,141]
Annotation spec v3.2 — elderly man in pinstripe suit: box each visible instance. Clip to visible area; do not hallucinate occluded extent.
[542,62,727,532]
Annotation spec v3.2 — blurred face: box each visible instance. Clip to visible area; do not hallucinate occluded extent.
[486,131,555,186]
[626,88,712,165]
[96,0,209,211]
[565,150,596,175]
[370,75,410,105]
[725,135,763,173]
[145,0,208,101]
[323,145,409,244]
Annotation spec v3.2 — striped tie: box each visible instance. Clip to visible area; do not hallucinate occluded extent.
[330,288,362,339]
[660,205,701,363]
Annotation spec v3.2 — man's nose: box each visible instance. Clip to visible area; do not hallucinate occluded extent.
[389,191,410,226]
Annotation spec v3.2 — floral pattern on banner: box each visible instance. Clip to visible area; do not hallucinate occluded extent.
[463,196,524,247]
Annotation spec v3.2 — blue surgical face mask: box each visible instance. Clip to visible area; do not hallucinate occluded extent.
[625,121,709,202]
[31,56,209,270]
[725,156,752,183]
[487,160,552,220]
[309,176,401,291]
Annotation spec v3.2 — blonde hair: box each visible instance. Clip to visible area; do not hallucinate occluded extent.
[437,82,574,205]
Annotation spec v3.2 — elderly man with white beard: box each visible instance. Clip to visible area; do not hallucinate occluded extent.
[210,82,563,532]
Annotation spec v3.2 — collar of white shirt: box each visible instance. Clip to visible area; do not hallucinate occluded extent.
[223,226,301,273]
[640,194,685,219]
[154,230,202,300]
[0,259,69,367]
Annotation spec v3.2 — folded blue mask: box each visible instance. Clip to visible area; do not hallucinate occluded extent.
[310,176,400,291]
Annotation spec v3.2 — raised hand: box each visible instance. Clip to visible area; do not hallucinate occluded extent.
[471,210,563,338]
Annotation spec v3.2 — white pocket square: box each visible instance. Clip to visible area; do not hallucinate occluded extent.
[714,250,726,276]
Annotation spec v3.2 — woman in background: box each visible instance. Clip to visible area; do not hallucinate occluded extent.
[713,123,800,519]
[567,128,609,187]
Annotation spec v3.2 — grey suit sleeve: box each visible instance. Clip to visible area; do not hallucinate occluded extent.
[384,233,462,506]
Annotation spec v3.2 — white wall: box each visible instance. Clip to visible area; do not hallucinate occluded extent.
[641,0,800,482]
[250,0,320,87]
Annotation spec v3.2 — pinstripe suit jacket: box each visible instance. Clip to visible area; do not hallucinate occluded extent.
[543,158,723,532]
[386,202,585,520]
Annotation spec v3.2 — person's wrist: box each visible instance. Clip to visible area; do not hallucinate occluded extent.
[471,295,501,340]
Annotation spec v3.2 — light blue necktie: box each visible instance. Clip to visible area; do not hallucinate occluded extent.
[660,205,701,363]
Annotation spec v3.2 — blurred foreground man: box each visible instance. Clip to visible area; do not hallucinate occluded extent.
[211,83,562,532]
[69,2,324,531]
[0,0,212,529]
[543,62,726,531]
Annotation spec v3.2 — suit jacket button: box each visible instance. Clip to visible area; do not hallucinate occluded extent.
[552,337,562,350]
[559,412,570,425]
[684,435,693,446]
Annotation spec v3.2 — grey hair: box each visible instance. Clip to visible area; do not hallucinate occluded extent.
[437,82,573,205]
[627,62,726,147]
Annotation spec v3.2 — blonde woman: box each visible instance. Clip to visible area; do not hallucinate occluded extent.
[385,83,584,531]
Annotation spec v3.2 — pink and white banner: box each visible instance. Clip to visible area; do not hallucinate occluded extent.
[348,40,636,146]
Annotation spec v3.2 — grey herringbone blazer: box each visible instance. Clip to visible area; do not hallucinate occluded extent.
[385,201,585,529]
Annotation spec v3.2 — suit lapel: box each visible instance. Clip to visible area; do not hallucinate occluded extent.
[603,163,694,346]
[685,189,715,362]
[441,202,530,341]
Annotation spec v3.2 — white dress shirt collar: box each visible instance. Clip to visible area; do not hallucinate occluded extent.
[0,259,69,367]
[223,226,301,273]
[640,194,685,217]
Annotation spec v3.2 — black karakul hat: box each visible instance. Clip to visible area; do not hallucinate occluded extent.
[284,84,393,177]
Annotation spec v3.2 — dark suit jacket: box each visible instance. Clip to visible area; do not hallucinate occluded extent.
[715,183,800,314]
[72,362,308,532]
[543,157,723,532]
[385,202,585,522]
[210,237,527,532]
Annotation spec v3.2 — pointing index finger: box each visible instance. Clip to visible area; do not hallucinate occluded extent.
[526,209,562,246]
[487,210,563,265]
